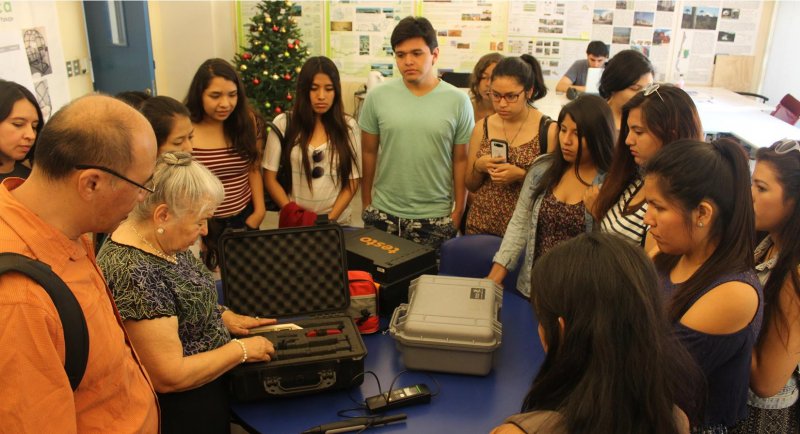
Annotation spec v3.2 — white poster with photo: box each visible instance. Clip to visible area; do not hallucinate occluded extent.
[0,1,69,118]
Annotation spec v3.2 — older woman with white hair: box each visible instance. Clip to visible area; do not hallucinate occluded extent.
[98,152,275,434]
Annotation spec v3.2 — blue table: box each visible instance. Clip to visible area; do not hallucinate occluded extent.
[231,289,545,434]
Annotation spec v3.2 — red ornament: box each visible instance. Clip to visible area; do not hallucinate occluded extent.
[272,25,279,32]
[288,43,294,49]
[252,78,260,85]
[242,52,252,60]
[284,74,291,80]
[286,94,293,101]
[275,107,283,114]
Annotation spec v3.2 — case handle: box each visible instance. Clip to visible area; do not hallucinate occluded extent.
[263,369,337,395]
[388,303,409,335]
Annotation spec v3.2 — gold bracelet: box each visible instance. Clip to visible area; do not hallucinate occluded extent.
[231,338,247,363]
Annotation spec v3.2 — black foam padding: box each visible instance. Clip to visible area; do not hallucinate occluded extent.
[219,226,349,318]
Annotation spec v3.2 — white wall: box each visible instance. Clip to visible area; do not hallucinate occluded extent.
[56,1,93,99]
[760,1,800,107]
[148,1,237,100]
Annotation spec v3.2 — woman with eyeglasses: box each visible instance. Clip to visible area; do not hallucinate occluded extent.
[0,79,43,182]
[263,56,361,226]
[598,49,655,130]
[98,152,276,434]
[489,95,614,297]
[644,139,761,432]
[185,58,265,270]
[590,84,703,248]
[465,54,557,237]
[741,139,800,432]
[469,52,504,122]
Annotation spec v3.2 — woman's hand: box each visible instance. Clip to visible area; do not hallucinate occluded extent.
[245,210,265,230]
[475,155,504,175]
[240,336,276,363]
[488,163,526,185]
[222,310,277,336]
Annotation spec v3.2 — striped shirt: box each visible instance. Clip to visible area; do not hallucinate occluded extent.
[193,147,251,217]
[600,176,648,246]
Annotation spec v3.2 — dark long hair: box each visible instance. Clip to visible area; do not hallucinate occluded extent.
[0,79,44,162]
[598,50,654,99]
[284,56,357,191]
[647,139,755,321]
[594,85,702,221]
[754,142,800,344]
[469,52,503,105]
[184,58,258,165]
[523,233,702,432]
[140,96,191,148]
[531,95,615,200]
[491,54,547,102]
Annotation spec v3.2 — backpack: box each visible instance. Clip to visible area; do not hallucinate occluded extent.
[347,270,379,334]
[0,253,88,390]
[263,119,293,212]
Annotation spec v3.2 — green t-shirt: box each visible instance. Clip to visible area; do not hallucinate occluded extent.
[359,78,474,219]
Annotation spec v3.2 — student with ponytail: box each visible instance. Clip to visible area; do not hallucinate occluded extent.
[644,139,762,432]
[465,54,557,236]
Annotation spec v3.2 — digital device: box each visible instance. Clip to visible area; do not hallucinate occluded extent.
[585,67,603,95]
[490,139,508,162]
[366,383,432,413]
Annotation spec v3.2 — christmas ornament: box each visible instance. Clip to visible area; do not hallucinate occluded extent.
[284,73,291,80]
[295,67,301,73]
[253,78,260,85]
[280,27,286,33]
[242,52,252,60]
[275,107,283,114]
[258,26,263,32]
[287,94,293,101]
[266,16,272,23]
[288,42,294,49]
[262,70,269,75]
[264,102,272,108]
[260,54,267,60]
[272,74,279,80]
[240,65,247,71]
[284,51,290,57]
[272,25,279,32]
[262,44,270,52]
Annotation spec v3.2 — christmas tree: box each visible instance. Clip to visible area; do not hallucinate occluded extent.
[234,0,309,120]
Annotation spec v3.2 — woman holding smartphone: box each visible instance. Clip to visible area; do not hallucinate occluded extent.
[488,95,614,297]
[465,54,556,237]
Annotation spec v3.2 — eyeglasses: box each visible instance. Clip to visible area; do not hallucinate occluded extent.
[488,89,526,103]
[311,149,325,179]
[74,164,155,193]
[774,139,800,155]
[643,83,664,102]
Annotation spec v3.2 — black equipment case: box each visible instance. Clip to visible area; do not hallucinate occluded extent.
[344,228,437,316]
[218,224,366,402]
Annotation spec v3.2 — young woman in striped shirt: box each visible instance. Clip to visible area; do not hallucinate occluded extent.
[185,58,265,270]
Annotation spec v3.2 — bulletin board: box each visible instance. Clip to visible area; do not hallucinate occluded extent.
[237,0,765,85]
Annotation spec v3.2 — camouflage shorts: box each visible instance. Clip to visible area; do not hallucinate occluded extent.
[361,205,457,252]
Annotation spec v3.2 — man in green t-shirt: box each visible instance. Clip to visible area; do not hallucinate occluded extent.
[359,16,475,250]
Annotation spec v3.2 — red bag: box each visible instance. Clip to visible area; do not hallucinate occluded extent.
[347,270,379,334]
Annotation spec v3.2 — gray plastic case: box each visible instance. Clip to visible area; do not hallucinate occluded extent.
[389,275,502,376]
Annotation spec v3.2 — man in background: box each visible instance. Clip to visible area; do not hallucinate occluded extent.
[556,40,609,93]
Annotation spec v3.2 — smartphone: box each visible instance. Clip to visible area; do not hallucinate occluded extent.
[490,139,509,162]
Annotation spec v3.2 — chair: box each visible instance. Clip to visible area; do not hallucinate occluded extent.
[771,94,800,125]
[735,91,769,104]
[440,71,471,88]
[439,234,525,294]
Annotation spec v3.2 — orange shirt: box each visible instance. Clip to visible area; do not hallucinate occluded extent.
[0,178,159,433]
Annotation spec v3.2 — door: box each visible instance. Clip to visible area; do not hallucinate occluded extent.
[83,0,155,95]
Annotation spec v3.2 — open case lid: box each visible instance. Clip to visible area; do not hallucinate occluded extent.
[218,224,350,318]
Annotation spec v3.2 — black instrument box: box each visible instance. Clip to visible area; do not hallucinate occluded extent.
[219,224,366,401]
[344,228,437,316]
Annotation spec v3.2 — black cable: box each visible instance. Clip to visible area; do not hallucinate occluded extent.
[343,371,382,412]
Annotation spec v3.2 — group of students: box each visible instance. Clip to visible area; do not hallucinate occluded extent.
[1,13,799,434]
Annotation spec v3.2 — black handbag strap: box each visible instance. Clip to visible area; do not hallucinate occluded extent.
[538,114,553,154]
[0,252,89,390]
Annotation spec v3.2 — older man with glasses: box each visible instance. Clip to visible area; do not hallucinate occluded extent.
[0,94,159,432]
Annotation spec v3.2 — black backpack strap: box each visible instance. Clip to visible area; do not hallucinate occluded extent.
[0,253,89,390]
[265,119,292,195]
[538,115,553,154]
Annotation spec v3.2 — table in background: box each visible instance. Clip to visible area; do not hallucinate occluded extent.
[231,289,544,434]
